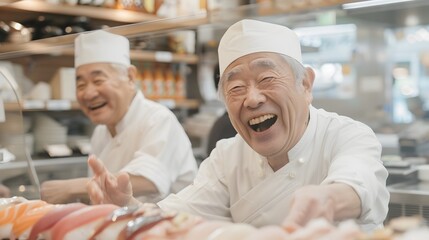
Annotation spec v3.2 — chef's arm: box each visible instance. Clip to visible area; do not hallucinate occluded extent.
[282,183,361,228]
[41,178,90,204]
[325,183,361,220]
[128,174,159,196]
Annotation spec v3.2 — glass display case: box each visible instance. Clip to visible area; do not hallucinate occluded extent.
[0,67,40,199]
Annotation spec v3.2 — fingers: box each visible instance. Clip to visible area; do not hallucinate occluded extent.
[282,191,310,228]
[87,178,104,205]
[117,172,130,193]
[88,155,106,176]
[282,205,308,228]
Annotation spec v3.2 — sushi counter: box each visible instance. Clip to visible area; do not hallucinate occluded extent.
[1,196,429,240]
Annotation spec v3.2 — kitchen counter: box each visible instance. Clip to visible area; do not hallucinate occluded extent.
[389,181,429,205]
[386,181,429,222]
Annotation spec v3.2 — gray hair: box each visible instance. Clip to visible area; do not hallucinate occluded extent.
[108,63,138,92]
[217,54,307,102]
[109,63,129,81]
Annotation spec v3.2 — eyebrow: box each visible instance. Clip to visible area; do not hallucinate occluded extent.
[76,70,106,81]
[249,58,276,69]
[224,67,243,82]
[223,58,277,83]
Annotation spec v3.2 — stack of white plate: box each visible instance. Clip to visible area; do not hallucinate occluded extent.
[67,135,91,154]
[33,114,68,153]
[0,113,31,159]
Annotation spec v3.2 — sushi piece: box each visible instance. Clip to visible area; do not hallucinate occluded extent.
[129,212,203,240]
[89,205,142,240]
[0,200,47,239]
[49,204,119,240]
[244,225,289,240]
[287,218,334,239]
[206,223,257,240]
[27,202,87,240]
[89,203,164,240]
[316,220,364,240]
[162,212,204,238]
[11,203,55,240]
[118,212,176,240]
[184,220,233,240]
[0,196,27,210]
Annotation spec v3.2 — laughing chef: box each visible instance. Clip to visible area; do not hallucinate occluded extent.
[87,20,389,232]
[40,30,198,204]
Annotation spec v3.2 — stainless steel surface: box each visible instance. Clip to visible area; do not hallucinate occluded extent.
[387,181,429,222]
[0,156,88,182]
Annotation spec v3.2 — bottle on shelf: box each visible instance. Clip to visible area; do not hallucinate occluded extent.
[153,66,165,99]
[141,66,154,98]
[117,0,144,12]
[175,68,186,100]
[102,0,116,8]
[164,66,175,99]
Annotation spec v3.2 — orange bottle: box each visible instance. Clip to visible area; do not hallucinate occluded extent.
[164,67,176,99]
[153,67,165,99]
[141,68,154,98]
[175,70,186,100]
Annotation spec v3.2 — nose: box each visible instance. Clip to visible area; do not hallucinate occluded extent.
[78,84,98,101]
[243,87,266,109]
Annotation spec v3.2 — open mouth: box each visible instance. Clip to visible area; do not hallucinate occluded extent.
[88,102,107,111]
[248,114,277,132]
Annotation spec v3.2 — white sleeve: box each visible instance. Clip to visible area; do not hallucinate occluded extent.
[121,109,196,199]
[157,150,232,222]
[321,123,389,231]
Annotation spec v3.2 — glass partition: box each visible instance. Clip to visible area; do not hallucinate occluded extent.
[0,67,40,199]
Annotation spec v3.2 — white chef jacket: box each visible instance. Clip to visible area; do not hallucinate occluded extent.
[158,105,389,232]
[90,91,198,202]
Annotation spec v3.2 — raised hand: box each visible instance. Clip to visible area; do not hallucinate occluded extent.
[87,155,133,206]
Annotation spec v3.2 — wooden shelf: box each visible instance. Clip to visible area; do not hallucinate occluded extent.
[4,98,200,111]
[0,0,160,23]
[0,14,208,61]
[59,48,199,64]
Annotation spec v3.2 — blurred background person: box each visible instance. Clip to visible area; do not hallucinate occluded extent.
[40,30,198,204]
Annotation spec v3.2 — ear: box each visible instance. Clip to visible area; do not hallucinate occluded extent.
[127,65,138,87]
[303,67,315,103]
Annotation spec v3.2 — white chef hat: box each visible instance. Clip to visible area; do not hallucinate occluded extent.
[74,30,130,68]
[218,19,302,76]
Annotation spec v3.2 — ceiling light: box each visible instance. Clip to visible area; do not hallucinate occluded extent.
[342,0,415,10]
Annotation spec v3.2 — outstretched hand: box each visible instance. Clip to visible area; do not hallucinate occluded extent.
[87,155,133,206]
[282,184,361,232]
[282,185,335,231]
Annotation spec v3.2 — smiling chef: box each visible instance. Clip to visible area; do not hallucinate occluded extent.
[87,19,390,232]
[40,30,197,205]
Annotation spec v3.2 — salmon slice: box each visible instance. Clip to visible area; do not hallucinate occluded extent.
[0,200,47,239]
[11,203,55,240]
[27,202,87,240]
[49,204,119,240]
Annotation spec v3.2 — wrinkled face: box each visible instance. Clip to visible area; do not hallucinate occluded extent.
[76,63,136,129]
[222,52,314,160]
